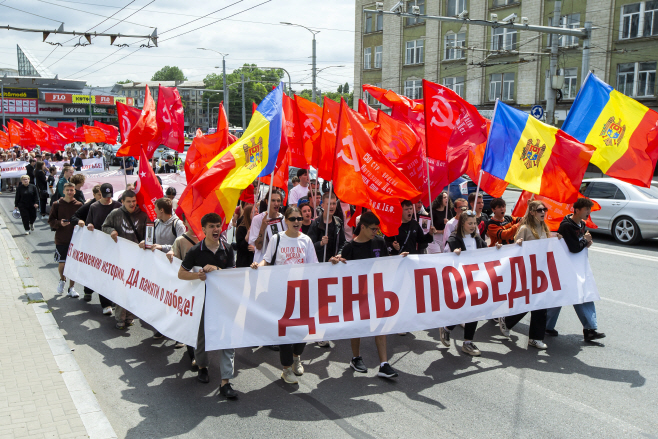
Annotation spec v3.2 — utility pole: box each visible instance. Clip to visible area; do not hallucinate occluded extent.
[546,1,561,126]
[88,87,93,125]
[312,32,317,104]
[206,98,210,131]
[581,21,592,84]
[281,23,320,102]
[222,56,228,120]
[1,83,5,127]
[241,74,246,130]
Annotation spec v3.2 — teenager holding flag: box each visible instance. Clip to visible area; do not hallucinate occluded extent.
[251,206,319,385]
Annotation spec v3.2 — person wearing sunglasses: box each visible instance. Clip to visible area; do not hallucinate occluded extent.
[251,206,319,385]
[498,200,554,349]
[443,210,504,355]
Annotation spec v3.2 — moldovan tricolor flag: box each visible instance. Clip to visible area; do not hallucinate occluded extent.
[561,73,658,187]
[333,99,421,236]
[179,83,284,238]
[482,100,595,203]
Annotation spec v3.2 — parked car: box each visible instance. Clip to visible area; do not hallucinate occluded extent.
[107,144,122,166]
[580,178,658,245]
[445,176,494,214]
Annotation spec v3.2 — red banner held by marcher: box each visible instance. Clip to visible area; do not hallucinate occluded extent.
[318,97,340,181]
[136,148,164,221]
[154,85,185,154]
[117,85,158,158]
[294,94,322,168]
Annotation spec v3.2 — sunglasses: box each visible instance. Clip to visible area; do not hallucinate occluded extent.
[287,216,303,222]
[535,208,548,213]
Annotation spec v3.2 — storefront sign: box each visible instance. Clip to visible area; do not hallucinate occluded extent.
[38,105,64,117]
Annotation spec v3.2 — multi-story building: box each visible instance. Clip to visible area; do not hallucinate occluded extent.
[112,81,210,133]
[353,0,658,125]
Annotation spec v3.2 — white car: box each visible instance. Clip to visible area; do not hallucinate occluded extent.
[580,178,658,245]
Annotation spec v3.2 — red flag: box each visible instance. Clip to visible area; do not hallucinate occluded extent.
[57,122,76,142]
[252,102,257,115]
[8,120,22,147]
[135,148,164,221]
[333,99,421,236]
[239,184,255,204]
[282,94,306,168]
[357,99,377,121]
[154,85,184,153]
[260,151,290,204]
[195,128,203,138]
[294,94,322,168]
[375,111,425,203]
[77,125,106,144]
[117,85,158,158]
[23,119,47,150]
[318,97,340,181]
[423,80,469,161]
[184,104,231,184]
[363,84,422,111]
[93,121,118,145]
[512,190,600,231]
[463,123,508,198]
[0,130,10,150]
[117,101,142,146]
[37,121,67,152]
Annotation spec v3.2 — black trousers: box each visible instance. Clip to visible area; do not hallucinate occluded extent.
[447,321,478,341]
[280,343,306,367]
[83,286,113,308]
[18,206,37,231]
[505,309,547,340]
[39,193,49,215]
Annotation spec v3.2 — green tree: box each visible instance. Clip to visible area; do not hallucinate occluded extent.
[151,66,187,82]
[203,64,284,127]
[343,82,349,94]
[116,79,132,84]
[337,84,343,93]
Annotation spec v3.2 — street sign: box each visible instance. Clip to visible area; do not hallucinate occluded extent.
[531,105,544,120]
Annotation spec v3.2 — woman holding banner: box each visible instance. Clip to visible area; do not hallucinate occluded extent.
[443,211,503,356]
[499,200,554,350]
[251,205,319,385]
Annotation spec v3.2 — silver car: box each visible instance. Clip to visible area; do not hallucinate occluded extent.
[580,178,658,245]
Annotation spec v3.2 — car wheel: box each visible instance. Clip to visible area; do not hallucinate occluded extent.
[612,216,641,245]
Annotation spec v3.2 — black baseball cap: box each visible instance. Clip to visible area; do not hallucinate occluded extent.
[100,183,114,198]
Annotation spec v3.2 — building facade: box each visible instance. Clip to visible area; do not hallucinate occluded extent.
[112,81,210,132]
[354,0,658,124]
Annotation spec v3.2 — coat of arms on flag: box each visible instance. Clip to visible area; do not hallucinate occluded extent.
[243,136,264,170]
[520,139,546,169]
[599,117,626,147]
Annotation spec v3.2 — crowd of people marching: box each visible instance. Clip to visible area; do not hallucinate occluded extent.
[6,147,605,400]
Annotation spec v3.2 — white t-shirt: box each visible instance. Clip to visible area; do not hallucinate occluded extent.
[288,184,310,205]
[443,217,459,251]
[263,232,318,265]
[463,235,477,252]
[248,212,287,263]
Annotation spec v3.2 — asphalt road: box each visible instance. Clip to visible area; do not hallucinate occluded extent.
[1,190,656,439]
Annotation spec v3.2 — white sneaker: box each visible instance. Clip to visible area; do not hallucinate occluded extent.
[67,287,79,298]
[281,367,298,384]
[25,231,29,235]
[499,317,510,338]
[317,341,330,348]
[102,306,113,316]
[292,356,304,376]
[57,280,66,295]
[528,339,547,350]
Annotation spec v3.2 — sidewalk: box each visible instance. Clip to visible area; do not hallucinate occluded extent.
[0,215,116,439]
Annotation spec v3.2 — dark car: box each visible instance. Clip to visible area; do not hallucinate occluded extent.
[445,176,493,214]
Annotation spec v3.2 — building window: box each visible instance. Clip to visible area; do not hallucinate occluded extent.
[617,62,656,96]
[444,76,465,97]
[444,32,466,60]
[365,11,383,33]
[405,39,424,64]
[549,14,580,47]
[447,0,466,16]
[493,0,515,6]
[374,46,383,68]
[364,47,372,69]
[561,68,578,99]
[404,79,423,100]
[492,27,517,50]
[489,73,515,101]
[621,3,641,38]
[644,1,658,36]
[365,82,382,105]
[405,0,425,25]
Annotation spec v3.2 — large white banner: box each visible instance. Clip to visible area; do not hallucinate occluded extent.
[0,158,105,179]
[204,238,599,351]
[64,228,205,347]
[0,160,28,178]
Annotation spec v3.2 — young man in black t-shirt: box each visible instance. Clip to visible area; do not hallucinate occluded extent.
[335,211,407,379]
[179,213,238,399]
[386,200,435,255]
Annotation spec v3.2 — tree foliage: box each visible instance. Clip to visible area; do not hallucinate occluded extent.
[116,79,132,84]
[203,64,284,127]
[151,66,187,82]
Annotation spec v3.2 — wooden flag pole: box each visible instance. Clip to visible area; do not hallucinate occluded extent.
[426,159,433,225]
[473,169,484,211]
[322,181,333,263]
[122,157,128,189]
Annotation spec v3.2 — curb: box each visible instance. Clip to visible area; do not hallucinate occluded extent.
[0,214,118,439]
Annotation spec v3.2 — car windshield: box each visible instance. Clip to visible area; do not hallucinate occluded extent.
[634,184,658,199]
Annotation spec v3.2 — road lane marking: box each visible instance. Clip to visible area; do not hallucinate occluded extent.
[589,246,658,262]
[600,297,658,314]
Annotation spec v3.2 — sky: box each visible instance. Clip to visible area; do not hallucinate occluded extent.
[0,0,355,93]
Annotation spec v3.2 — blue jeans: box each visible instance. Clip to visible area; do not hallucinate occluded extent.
[546,302,598,331]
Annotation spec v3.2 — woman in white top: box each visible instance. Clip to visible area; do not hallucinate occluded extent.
[443,211,503,356]
[251,206,319,384]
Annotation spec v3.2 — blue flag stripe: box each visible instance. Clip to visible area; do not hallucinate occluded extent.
[482,102,527,179]
[561,74,612,142]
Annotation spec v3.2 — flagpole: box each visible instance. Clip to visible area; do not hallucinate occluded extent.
[322,181,333,263]
[266,170,274,220]
[426,159,433,225]
[473,169,483,210]
[413,203,417,221]
[122,157,128,189]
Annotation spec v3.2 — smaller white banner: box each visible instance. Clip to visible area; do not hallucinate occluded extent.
[64,227,205,347]
[52,158,105,175]
[0,161,28,179]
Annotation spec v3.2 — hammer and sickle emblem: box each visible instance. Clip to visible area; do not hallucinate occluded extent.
[429,95,455,129]
[324,118,337,135]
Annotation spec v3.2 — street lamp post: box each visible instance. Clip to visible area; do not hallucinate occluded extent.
[241,74,246,130]
[198,48,229,117]
[1,81,5,127]
[281,22,320,103]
